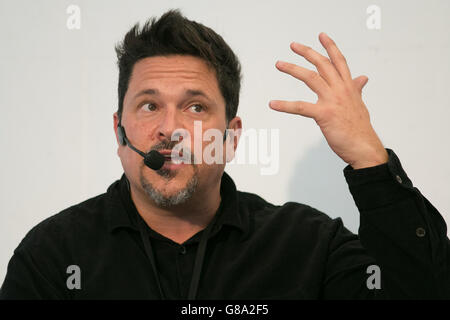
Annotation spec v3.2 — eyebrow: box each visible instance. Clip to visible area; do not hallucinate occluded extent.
[133,88,214,104]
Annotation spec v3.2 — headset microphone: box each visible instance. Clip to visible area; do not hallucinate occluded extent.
[117,124,165,170]
[118,123,229,171]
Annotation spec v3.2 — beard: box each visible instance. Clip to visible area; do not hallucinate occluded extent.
[138,138,200,207]
[139,159,199,208]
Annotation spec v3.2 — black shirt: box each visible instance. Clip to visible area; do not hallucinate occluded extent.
[1,148,449,299]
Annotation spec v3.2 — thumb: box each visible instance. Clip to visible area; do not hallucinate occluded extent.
[353,75,369,92]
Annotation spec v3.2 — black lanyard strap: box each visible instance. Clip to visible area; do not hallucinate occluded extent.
[187,212,220,300]
[137,216,165,299]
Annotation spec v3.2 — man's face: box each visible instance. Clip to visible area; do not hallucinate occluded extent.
[114,55,240,207]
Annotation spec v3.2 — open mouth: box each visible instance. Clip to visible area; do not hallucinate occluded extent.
[159,150,185,163]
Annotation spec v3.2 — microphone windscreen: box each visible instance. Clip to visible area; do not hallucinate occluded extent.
[144,150,165,170]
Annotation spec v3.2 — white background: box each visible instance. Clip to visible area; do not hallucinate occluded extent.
[1,0,449,284]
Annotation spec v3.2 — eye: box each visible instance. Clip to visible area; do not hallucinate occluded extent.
[188,104,205,113]
[142,103,157,112]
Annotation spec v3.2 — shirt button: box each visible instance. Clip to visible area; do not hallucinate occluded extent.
[416,227,426,238]
[396,175,402,184]
[179,245,186,255]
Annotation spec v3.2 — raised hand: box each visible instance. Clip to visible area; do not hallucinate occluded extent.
[270,32,388,169]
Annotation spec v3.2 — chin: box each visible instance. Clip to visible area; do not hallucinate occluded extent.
[139,165,199,207]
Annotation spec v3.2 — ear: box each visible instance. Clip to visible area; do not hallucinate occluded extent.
[113,112,122,156]
[114,112,120,141]
[224,116,242,163]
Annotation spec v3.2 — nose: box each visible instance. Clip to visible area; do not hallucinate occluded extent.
[157,108,184,142]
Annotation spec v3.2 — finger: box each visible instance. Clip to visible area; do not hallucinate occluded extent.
[275,60,330,98]
[353,75,369,92]
[290,41,342,87]
[269,99,318,119]
[318,33,352,81]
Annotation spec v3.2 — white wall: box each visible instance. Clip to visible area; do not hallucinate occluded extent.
[1,0,449,284]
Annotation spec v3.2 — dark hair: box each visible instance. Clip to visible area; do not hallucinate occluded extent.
[115,9,242,123]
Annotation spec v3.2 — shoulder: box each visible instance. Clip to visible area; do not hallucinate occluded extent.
[16,185,117,254]
[236,190,350,240]
[237,189,334,223]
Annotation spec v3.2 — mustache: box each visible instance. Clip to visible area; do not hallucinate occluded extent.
[148,140,196,164]
[150,139,179,151]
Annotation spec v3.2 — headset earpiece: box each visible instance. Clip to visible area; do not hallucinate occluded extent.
[117,125,126,146]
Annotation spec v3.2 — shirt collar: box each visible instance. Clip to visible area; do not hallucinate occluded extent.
[106,174,139,233]
[107,171,248,236]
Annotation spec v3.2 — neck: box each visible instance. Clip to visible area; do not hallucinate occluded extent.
[129,178,222,244]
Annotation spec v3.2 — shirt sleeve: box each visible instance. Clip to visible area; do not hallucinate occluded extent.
[341,148,450,299]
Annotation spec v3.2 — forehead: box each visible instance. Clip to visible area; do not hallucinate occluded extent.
[126,55,223,103]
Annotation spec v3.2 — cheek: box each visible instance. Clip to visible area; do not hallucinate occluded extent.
[126,121,158,146]
[138,127,152,144]
[196,163,225,191]
[118,146,143,176]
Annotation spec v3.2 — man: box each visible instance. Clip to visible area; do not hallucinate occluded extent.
[1,9,448,300]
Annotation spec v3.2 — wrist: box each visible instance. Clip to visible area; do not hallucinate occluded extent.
[350,148,389,169]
